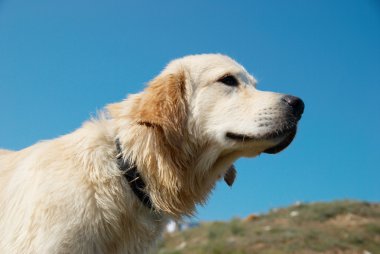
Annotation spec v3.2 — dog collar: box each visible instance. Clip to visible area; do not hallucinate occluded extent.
[115,139,153,210]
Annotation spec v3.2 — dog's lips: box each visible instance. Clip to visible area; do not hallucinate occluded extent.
[226,126,297,154]
[225,132,256,141]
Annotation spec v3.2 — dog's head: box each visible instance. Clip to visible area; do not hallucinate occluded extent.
[119,54,303,156]
[108,54,304,215]
[174,54,304,157]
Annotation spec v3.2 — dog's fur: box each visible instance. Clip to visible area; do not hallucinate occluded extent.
[0,54,302,253]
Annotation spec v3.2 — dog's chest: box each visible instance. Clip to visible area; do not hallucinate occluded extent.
[115,211,169,254]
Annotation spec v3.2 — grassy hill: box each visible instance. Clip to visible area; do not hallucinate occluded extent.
[156,201,380,254]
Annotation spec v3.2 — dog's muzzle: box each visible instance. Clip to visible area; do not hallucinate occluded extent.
[263,95,304,154]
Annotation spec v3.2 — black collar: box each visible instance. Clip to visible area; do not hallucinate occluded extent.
[115,139,153,210]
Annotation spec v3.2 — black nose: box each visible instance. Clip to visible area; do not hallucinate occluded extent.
[282,95,304,119]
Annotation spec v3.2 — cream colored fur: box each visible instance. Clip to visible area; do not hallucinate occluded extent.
[0,54,301,253]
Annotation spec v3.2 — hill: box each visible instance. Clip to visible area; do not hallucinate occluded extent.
[156,201,380,254]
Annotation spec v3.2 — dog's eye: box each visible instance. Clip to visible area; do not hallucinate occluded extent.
[218,75,238,87]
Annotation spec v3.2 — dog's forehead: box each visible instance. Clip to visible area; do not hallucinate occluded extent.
[182,54,241,71]
[163,54,255,83]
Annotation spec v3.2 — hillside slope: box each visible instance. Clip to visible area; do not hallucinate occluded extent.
[156,201,380,254]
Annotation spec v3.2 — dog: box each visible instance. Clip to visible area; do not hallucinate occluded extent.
[0,54,304,253]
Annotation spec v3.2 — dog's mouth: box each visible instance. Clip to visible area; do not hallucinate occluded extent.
[226,126,297,154]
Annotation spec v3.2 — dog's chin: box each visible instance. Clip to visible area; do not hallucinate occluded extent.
[226,127,297,154]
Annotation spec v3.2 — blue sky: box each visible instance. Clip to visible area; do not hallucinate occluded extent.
[0,0,379,221]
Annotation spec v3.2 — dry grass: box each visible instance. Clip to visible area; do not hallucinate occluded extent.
[155,201,380,254]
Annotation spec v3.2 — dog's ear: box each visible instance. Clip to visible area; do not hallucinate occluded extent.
[124,71,188,148]
[224,164,237,187]
[107,71,187,148]
[136,71,187,130]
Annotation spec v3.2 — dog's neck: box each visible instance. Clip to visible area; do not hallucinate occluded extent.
[113,121,231,218]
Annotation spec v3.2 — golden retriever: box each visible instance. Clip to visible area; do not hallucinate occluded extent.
[0,54,304,253]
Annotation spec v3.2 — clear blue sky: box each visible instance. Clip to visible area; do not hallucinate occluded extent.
[0,0,379,221]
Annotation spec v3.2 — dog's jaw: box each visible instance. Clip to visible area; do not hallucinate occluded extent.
[225,126,298,154]
[262,128,297,154]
